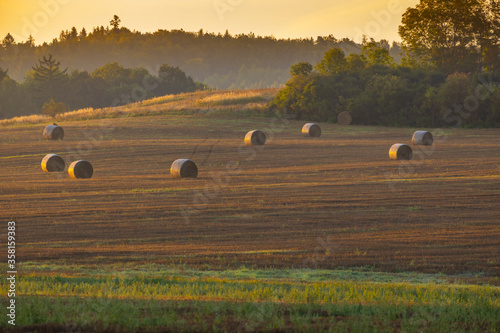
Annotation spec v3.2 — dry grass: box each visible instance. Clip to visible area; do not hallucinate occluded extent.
[0,107,111,126]
[0,89,279,127]
[194,89,274,107]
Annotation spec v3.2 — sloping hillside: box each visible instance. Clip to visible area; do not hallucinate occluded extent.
[0,88,279,127]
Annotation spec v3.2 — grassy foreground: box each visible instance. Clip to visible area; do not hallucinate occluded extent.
[1,265,499,332]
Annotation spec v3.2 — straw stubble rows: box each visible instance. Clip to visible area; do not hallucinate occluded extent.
[0,115,499,276]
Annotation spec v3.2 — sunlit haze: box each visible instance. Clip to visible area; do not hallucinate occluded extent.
[1,0,419,45]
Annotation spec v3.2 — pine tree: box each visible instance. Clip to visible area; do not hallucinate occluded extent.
[110,15,121,31]
[79,28,87,39]
[26,35,35,47]
[32,54,68,105]
[2,33,15,47]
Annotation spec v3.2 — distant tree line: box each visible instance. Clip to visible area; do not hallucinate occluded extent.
[0,54,200,119]
[273,0,500,128]
[0,15,404,119]
[0,16,402,89]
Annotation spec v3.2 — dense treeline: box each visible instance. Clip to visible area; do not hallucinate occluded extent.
[273,0,500,128]
[0,18,402,89]
[273,41,500,128]
[0,17,403,119]
[0,55,200,119]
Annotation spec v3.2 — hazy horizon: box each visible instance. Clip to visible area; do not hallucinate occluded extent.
[1,0,419,45]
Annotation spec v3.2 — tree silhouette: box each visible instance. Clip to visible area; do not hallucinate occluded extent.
[157,64,197,95]
[2,33,15,47]
[31,54,68,106]
[110,15,121,31]
[79,28,87,39]
[26,35,35,47]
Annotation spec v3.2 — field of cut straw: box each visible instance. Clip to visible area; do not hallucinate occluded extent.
[1,89,499,331]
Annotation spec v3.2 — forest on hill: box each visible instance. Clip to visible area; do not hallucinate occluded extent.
[0,53,201,120]
[0,16,402,120]
[0,19,402,89]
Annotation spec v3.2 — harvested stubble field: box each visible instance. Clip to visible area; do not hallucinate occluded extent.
[0,89,499,331]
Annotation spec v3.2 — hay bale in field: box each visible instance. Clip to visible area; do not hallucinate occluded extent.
[244,130,266,146]
[412,131,433,146]
[43,123,64,140]
[171,159,198,178]
[41,154,65,172]
[68,160,93,179]
[337,111,352,125]
[389,144,413,160]
[302,123,321,137]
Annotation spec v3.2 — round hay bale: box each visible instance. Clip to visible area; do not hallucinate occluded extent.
[389,144,413,160]
[244,130,266,146]
[171,159,198,178]
[43,123,64,140]
[41,154,65,172]
[412,131,433,146]
[337,111,352,125]
[68,160,93,179]
[302,123,321,137]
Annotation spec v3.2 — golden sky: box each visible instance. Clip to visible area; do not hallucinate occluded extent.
[0,0,419,45]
